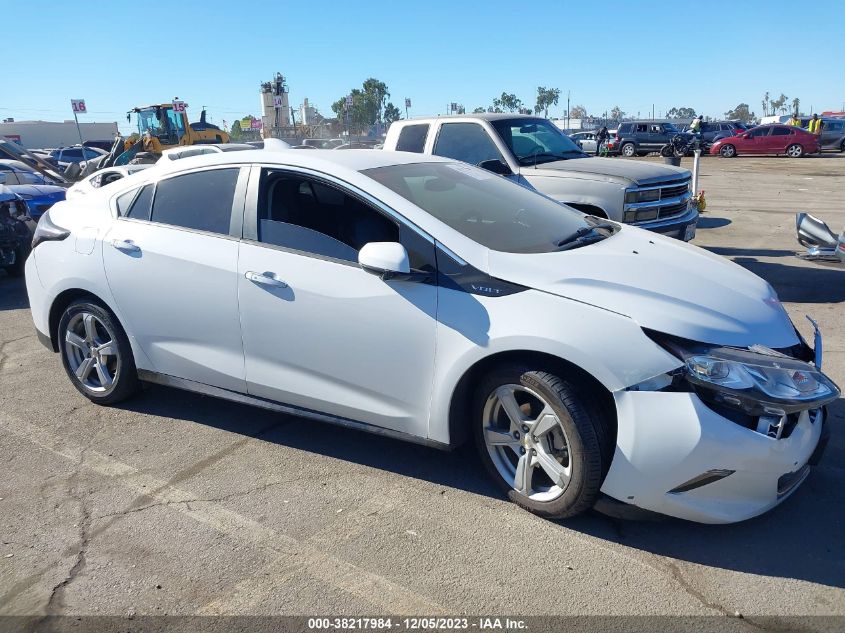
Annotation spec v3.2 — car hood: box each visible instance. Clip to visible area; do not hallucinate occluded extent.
[523,156,688,185]
[7,184,66,199]
[487,226,799,349]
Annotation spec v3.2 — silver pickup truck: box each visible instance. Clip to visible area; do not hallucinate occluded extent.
[383,113,699,241]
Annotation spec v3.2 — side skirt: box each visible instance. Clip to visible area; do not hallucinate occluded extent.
[136,369,452,451]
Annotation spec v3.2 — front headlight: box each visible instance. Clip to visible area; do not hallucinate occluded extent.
[624,189,660,204]
[684,346,839,414]
[645,330,840,416]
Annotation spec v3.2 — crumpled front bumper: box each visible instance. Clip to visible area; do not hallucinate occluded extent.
[600,391,825,524]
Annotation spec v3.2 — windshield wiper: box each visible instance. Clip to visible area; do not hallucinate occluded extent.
[556,223,615,250]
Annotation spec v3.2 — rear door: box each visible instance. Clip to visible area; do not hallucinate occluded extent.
[236,166,438,437]
[103,166,249,392]
[768,126,793,153]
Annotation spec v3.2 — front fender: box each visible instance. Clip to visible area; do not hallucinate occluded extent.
[428,287,681,444]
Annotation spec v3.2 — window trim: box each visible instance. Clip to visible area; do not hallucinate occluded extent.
[395,123,430,153]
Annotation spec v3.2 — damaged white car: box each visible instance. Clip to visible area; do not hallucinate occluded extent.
[25,149,839,523]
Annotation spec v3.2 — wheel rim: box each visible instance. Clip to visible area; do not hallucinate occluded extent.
[722,145,734,157]
[787,144,801,157]
[482,384,572,502]
[623,144,634,156]
[64,312,119,393]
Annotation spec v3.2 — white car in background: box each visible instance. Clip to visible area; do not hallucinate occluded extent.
[65,165,152,200]
[25,148,838,524]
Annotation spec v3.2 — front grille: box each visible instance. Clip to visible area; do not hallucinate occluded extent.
[656,200,688,219]
[624,176,692,224]
[661,183,690,199]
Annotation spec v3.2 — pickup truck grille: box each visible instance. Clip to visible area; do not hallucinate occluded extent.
[624,176,692,224]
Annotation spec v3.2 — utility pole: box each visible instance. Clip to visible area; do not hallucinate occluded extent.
[566,91,570,130]
[652,104,655,120]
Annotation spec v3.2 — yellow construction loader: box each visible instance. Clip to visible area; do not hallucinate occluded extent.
[117,102,230,164]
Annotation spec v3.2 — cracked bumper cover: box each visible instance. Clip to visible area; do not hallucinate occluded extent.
[600,391,824,524]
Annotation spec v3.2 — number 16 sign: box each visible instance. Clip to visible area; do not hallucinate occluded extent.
[71,99,87,114]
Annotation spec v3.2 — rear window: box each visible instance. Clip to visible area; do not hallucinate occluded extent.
[151,168,239,235]
[126,184,153,220]
[771,127,792,136]
[395,124,429,153]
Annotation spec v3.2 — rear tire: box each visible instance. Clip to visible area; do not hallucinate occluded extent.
[58,299,140,405]
[472,364,611,519]
[720,144,736,158]
[786,143,804,158]
[621,143,636,157]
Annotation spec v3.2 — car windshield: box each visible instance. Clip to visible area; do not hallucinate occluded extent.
[664,123,680,133]
[362,162,601,254]
[491,118,588,166]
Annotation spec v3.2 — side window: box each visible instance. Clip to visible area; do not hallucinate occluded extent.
[635,124,648,133]
[433,123,504,166]
[771,127,791,136]
[257,171,400,263]
[90,174,103,189]
[749,128,770,138]
[650,125,662,133]
[395,124,429,153]
[126,184,153,220]
[151,168,239,235]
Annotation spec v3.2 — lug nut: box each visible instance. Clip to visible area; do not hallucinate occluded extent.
[513,431,520,439]
[520,447,526,455]
[522,425,529,433]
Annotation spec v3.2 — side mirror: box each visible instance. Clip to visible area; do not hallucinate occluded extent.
[358,242,410,279]
[477,159,512,175]
[742,133,750,139]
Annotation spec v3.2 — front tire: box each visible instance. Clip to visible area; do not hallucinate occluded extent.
[621,143,636,157]
[720,144,736,158]
[472,365,610,519]
[786,143,804,158]
[58,299,140,405]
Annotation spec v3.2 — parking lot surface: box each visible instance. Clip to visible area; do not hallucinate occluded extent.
[1,155,843,624]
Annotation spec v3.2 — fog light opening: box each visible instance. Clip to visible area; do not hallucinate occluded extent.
[668,469,735,494]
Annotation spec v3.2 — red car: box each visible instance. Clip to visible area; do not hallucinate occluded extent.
[710,124,819,158]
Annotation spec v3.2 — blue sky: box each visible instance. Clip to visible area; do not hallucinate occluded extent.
[5,0,844,133]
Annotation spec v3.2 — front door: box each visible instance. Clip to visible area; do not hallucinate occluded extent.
[237,167,438,438]
[103,167,248,392]
[744,127,771,154]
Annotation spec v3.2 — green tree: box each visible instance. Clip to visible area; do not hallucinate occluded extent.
[473,107,486,114]
[791,97,801,116]
[610,105,625,121]
[724,103,755,123]
[494,92,522,113]
[331,78,392,134]
[383,102,401,124]
[534,86,560,118]
[762,92,770,116]
[230,120,242,140]
[569,104,588,119]
[667,107,697,119]
[770,93,788,115]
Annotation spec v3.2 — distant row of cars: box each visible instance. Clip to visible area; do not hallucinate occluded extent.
[571,118,843,158]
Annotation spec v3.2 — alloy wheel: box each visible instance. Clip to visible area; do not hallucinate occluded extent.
[63,312,120,393]
[786,144,803,158]
[721,145,735,158]
[482,384,572,502]
[622,143,635,157]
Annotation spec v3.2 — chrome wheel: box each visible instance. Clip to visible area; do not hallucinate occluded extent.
[720,144,736,158]
[621,143,635,157]
[786,143,804,158]
[63,312,119,393]
[482,384,572,502]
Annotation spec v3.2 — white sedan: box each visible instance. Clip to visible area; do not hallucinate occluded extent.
[65,165,151,200]
[24,148,838,524]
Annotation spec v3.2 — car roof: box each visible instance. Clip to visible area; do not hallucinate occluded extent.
[152,147,451,177]
[0,159,32,171]
[404,113,544,122]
